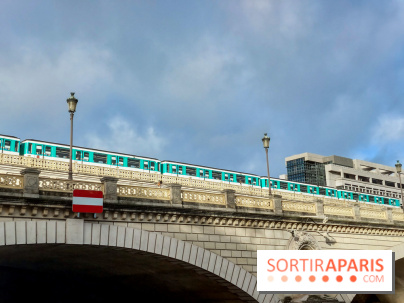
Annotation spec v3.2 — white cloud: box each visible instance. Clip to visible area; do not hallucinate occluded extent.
[162,37,245,102]
[0,41,117,120]
[233,0,319,40]
[373,115,404,143]
[85,116,167,158]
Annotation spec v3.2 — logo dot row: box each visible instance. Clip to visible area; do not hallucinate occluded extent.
[267,275,357,283]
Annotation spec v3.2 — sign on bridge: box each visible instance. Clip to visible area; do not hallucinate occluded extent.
[72,189,103,213]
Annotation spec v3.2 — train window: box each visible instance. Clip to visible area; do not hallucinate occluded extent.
[151,162,155,170]
[205,171,209,178]
[212,171,221,180]
[83,152,89,161]
[28,143,32,154]
[224,174,228,181]
[119,158,124,166]
[144,161,149,169]
[199,170,204,177]
[280,182,288,190]
[253,179,256,185]
[319,188,326,195]
[45,146,51,156]
[36,145,42,155]
[352,193,359,200]
[111,156,117,165]
[15,141,19,152]
[369,196,375,202]
[76,151,82,160]
[230,175,234,182]
[247,177,251,184]
[172,165,177,173]
[300,185,307,192]
[4,140,10,150]
[186,167,196,176]
[93,153,107,164]
[56,147,69,158]
[236,175,244,183]
[128,158,140,168]
[178,167,183,174]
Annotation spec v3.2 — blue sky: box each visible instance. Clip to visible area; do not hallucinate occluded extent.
[1,1,404,177]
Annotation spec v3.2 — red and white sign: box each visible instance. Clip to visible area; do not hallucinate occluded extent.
[257,250,393,294]
[72,189,103,213]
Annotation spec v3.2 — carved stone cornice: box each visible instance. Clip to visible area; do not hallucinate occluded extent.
[0,202,403,237]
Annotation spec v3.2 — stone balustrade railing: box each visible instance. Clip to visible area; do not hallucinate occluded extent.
[0,169,402,225]
[0,154,314,200]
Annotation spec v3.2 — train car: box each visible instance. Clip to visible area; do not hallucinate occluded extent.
[161,160,261,187]
[261,178,339,199]
[20,139,160,173]
[5,134,399,208]
[0,134,20,155]
[260,177,402,207]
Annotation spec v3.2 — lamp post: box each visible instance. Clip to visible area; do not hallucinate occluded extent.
[262,133,272,195]
[66,92,78,180]
[396,160,404,209]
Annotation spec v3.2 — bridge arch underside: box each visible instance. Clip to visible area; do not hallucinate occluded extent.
[0,244,257,302]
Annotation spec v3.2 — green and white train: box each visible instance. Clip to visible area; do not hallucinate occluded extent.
[0,133,400,207]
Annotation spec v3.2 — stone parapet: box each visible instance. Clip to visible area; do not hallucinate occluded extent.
[222,189,236,208]
[101,177,118,202]
[167,184,182,205]
[20,168,40,196]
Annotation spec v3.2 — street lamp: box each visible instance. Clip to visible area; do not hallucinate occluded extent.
[66,92,78,180]
[262,133,272,195]
[396,160,404,209]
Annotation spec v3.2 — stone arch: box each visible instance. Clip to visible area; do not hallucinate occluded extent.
[352,241,404,303]
[0,219,281,303]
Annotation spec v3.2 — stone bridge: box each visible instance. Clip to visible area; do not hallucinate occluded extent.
[1,155,404,302]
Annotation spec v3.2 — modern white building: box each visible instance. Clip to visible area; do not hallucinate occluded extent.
[285,153,403,200]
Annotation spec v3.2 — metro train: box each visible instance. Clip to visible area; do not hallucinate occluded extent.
[0,134,400,207]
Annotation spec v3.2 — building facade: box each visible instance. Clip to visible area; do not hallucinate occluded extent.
[285,153,403,201]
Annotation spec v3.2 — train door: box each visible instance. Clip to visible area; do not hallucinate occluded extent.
[44,146,51,157]
[75,150,82,161]
[35,144,42,156]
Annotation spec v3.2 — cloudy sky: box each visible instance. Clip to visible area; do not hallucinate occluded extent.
[1,0,404,177]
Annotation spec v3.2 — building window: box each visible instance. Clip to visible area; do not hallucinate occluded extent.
[372,178,383,185]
